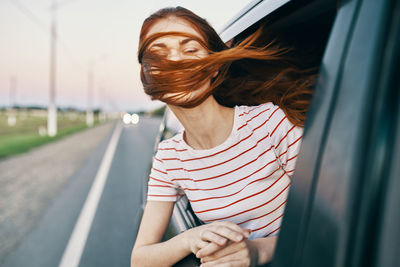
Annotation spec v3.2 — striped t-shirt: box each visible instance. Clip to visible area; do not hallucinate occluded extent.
[147,102,303,239]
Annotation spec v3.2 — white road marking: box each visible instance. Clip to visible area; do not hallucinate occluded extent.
[58,123,123,267]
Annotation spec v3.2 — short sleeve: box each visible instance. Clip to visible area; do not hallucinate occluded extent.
[147,150,179,202]
[266,105,304,176]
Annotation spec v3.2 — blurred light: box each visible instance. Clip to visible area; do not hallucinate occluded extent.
[131,113,139,124]
[122,113,131,124]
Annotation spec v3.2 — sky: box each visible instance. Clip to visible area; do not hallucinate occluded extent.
[0,0,251,112]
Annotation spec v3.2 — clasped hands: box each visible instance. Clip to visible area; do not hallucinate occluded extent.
[184,221,258,267]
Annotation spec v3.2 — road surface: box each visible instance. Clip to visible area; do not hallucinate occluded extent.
[1,117,162,267]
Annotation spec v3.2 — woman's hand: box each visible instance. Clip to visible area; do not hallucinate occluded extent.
[182,221,251,256]
[198,236,278,267]
[198,239,257,267]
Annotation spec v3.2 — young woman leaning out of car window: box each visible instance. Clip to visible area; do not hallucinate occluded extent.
[131,6,316,267]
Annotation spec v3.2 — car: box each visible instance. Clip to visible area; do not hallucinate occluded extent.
[141,0,400,266]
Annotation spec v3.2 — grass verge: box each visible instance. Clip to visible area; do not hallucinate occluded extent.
[0,122,97,159]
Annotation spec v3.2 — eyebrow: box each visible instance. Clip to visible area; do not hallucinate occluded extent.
[150,37,198,49]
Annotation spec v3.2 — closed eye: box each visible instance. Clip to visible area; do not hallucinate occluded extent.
[149,48,168,56]
[183,48,199,53]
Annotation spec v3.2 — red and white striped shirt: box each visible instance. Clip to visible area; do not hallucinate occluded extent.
[147,102,303,239]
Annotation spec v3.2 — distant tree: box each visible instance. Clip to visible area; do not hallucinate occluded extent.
[151,105,166,117]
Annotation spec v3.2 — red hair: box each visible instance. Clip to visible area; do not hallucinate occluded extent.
[138,7,316,126]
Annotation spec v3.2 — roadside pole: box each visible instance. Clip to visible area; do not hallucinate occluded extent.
[48,0,57,137]
[86,61,94,127]
[7,76,17,127]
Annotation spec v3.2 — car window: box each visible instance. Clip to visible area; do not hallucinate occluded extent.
[275,0,400,267]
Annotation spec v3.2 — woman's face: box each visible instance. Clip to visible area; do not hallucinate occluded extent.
[145,18,215,105]
[145,17,208,60]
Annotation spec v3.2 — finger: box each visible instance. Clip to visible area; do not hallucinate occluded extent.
[201,241,245,262]
[196,241,225,258]
[200,229,228,246]
[213,261,246,267]
[201,259,247,267]
[207,225,245,243]
[196,240,211,250]
[215,221,251,238]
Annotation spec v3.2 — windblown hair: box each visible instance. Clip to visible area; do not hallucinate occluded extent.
[138,6,316,126]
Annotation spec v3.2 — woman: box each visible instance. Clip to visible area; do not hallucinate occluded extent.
[131,6,314,267]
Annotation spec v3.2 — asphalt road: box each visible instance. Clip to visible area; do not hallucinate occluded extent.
[1,117,162,267]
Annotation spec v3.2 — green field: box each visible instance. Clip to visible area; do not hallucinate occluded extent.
[0,110,102,159]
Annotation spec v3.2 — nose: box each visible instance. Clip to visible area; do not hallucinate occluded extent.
[167,49,181,61]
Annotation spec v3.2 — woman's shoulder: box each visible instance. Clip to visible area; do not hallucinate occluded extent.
[235,102,295,139]
[155,132,185,156]
[235,102,277,126]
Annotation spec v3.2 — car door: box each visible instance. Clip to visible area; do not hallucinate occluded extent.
[274,0,400,267]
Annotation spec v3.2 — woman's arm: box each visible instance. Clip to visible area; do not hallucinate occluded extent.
[131,201,251,267]
[131,201,188,266]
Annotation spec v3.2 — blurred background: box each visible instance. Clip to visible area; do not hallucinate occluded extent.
[0,0,247,156]
[0,1,250,266]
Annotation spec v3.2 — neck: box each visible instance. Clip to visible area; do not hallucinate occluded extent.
[169,96,235,150]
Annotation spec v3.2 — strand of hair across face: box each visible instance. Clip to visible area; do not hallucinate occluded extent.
[139,26,316,126]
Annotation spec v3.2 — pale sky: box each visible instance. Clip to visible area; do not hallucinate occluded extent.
[0,0,250,112]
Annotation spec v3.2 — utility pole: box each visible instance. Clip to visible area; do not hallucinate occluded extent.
[48,0,57,137]
[7,76,17,127]
[98,85,106,122]
[86,55,106,126]
[86,61,94,127]
[9,76,16,108]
